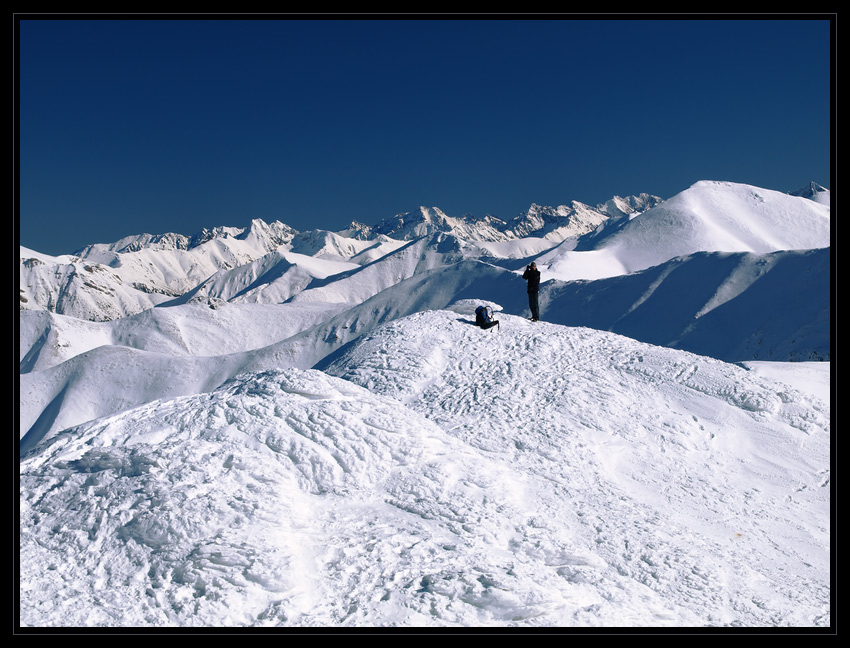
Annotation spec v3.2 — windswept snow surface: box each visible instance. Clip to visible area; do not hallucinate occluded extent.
[20,310,830,628]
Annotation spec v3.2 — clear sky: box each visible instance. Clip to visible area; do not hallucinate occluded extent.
[17,16,833,256]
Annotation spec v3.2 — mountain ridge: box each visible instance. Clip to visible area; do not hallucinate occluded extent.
[19,180,829,322]
[19,180,830,370]
[18,179,832,628]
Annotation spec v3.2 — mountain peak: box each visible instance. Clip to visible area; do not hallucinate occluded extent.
[790,180,828,195]
[789,181,830,206]
[236,218,297,252]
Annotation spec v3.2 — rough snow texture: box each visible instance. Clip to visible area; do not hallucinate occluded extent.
[20,312,829,627]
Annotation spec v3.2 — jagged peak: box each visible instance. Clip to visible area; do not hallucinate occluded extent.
[789,181,829,198]
[57,182,823,265]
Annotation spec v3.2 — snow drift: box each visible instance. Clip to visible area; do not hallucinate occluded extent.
[20,310,830,627]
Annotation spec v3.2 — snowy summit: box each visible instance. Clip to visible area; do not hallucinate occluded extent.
[19,180,831,629]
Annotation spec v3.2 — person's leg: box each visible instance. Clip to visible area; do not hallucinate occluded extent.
[529,292,539,320]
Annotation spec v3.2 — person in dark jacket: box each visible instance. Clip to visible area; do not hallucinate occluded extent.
[522,262,541,321]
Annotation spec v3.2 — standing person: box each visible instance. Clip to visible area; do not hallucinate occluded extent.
[523,262,541,321]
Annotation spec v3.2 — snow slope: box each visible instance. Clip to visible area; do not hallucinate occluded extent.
[165,250,360,306]
[20,242,829,446]
[20,309,830,627]
[19,260,525,445]
[19,300,350,374]
[538,247,830,362]
[19,252,173,322]
[538,181,830,282]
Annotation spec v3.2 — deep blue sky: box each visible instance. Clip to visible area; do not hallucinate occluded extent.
[18,17,832,256]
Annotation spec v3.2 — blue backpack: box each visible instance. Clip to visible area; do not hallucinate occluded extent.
[475,305,499,330]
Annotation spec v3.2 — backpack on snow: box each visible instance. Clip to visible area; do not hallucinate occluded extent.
[475,305,499,330]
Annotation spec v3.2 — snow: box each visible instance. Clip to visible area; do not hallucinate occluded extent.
[19,312,830,628]
[538,180,830,282]
[18,180,832,629]
[739,361,830,403]
[538,247,829,362]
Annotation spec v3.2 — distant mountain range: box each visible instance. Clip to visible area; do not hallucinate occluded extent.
[19,191,666,321]
[20,179,830,371]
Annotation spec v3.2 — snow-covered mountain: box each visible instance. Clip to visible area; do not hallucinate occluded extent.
[537,180,831,281]
[19,219,299,321]
[18,179,832,628]
[19,182,827,320]
[19,191,663,322]
[789,181,830,206]
[19,310,830,627]
[340,195,665,245]
[540,247,830,362]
